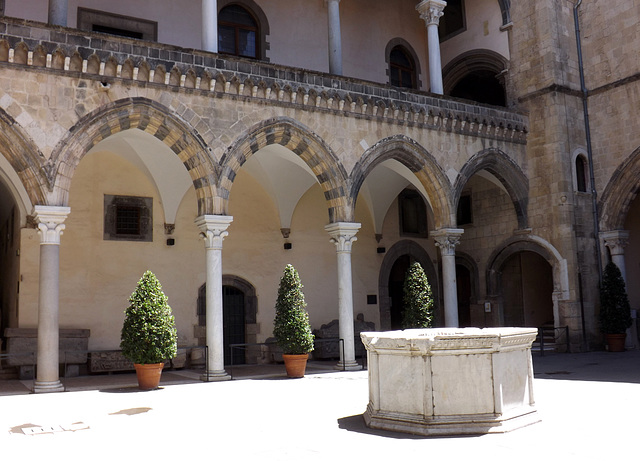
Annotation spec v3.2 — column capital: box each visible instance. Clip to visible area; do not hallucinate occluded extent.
[601,230,630,256]
[325,222,361,253]
[416,0,447,26]
[33,205,70,245]
[195,215,233,249]
[432,228,463,256]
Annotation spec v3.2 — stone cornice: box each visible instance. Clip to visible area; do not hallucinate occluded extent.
[0,17,528,144]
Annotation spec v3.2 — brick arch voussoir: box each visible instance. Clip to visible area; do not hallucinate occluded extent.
[0,108,49,206]
[219,117,350,222]
[455,148,529,229]
[50,97,219,212]
[349,135,454,229]
[599,146,640,231]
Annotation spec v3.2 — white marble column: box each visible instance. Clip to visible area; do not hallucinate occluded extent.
[202,0,218,53]
[326,0,343,75]
[432,228,463,327]
[48,0,68,26]
[601,230,637,349]
[33,205,70,393]
[196,215,233,381]
[602,230,630,284]
[416,0,447,95]
[326,222,361,370]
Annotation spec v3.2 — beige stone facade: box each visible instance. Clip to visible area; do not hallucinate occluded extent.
[0,1,639,383]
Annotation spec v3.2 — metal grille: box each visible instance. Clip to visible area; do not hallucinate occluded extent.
[115,206,141,235]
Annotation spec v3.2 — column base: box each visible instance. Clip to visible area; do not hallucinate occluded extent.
[33,380,64,393]
[201,370,232,382]
[335,360,363,371]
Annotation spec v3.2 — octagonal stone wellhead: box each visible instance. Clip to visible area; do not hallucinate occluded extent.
[360,327,541,436]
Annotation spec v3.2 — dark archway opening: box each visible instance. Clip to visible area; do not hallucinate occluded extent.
[450,70,506,106]
[456,264,472,327]
[388,254,411,330]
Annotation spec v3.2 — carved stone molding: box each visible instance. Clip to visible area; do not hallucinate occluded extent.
[416,0,447,27]
[432,228,464,256]
[601,230,630,256]
[325,222,361,253]
[195,215,233,250]
[33,205,70,245]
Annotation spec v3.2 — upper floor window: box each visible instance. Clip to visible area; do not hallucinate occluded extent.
[399,189,428,238]
[575,155,588,193]
[389,46,417,89]
[104,195,153,242]
[439,0,466,41]
[457,194,473,226]
[218,5,259,58]
[77,8,157,41]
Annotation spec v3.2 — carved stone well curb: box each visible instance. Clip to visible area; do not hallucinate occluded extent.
[360,327,540,436]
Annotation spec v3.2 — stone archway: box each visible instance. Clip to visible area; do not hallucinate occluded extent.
[487,236,567,329]
[49,97,219,214]
[220,117,350,222]
[454,147,529,229]
[378,240,439,330]
[350,135,454,230]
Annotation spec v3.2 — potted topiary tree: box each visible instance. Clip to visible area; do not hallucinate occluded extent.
[121,270,178,389]
[402,262,434,329]
[273,264,315,377]
[599,261,632,352]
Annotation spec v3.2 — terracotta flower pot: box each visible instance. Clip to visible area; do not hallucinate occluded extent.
[282,354,309,378]
[606,333,627,352]
[134,363,165,389]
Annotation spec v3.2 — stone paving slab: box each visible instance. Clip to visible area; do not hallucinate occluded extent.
[0,352,638,460]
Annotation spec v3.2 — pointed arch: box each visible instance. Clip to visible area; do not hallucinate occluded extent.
[599,146,640,231]
[378,239,439,330]
[454,148,529,229]
[349,135,454,229]
[486,234,569,301]
[219,117,350,222]
[0,108,47,209]
[49,97,219,214]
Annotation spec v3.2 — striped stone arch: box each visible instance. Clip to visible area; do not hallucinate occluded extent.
[349,135,454,229]
[454,147,529,229]
[50,97,219,215]
[218,117,350,222]
[0,107,48,207]
[599,146,640,231]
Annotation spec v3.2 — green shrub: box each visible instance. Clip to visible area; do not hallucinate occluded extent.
[402,262,434,329]
[120,270,178,364]
[273,264,315,354]
[599,262,632,335]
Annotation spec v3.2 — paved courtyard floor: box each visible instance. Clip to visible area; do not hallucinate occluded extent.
[1,350,639,460]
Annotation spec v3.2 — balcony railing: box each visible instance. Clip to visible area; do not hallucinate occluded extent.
[0,16,527,143]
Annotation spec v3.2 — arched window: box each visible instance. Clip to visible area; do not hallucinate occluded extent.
[218,4,259,58]
[575,155,588,192]
[390,46,416,89]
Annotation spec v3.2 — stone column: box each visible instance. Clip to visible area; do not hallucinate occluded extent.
[432,228,464,327]
[195,215,233,381]
[325,222,361,370]
[33,205,70,393]
[602,230,630,284]
[326,0,343,75]
[202,0,218,53]
[601,230,637,349]
[48,0,68,26]
[416,0,446,95]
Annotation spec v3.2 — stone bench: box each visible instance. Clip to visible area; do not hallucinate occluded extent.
[89,349,188,373]
[4,328,90,379]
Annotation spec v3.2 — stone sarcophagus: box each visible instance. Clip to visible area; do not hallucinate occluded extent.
[360,328,540,436]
